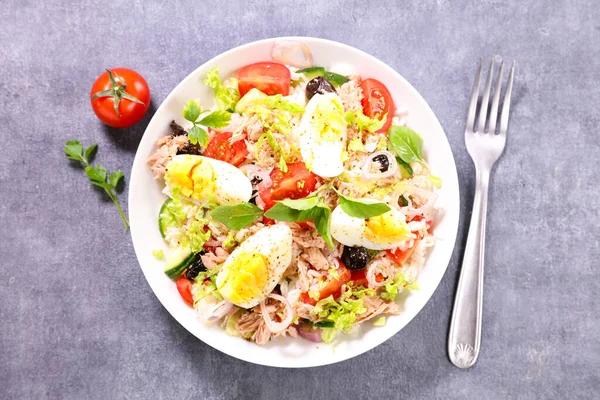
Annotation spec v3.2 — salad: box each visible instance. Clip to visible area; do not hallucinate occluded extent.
[147,41,440,345]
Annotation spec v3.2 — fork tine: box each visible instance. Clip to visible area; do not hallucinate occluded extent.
[499,60,516,136]
[466,59,482,132]
[488,60,504,134]
[477,58,494,133]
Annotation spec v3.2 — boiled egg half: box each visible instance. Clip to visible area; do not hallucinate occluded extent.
[164,154,252,206]
[330,205,412,250]
[294,92,347,178]
[216,224,293,309]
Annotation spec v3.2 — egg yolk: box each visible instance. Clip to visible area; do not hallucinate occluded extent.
[364,211,410,245]
[164,155,215,200]
[313,97,345,142]
[217,251,269,307]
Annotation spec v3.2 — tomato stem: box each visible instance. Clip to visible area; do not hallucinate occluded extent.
[91,69,145,117]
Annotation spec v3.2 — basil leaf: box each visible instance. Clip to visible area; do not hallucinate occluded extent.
[188,126,208,147]
[198,110,231,129]
[388,126,423,163]
[338,195,391,219]
[182,100,202,122]
[210,203,263,230]
[396,157,413,178]
[263,203,303,221]
[278,195,320,210]
[313,205,334,250]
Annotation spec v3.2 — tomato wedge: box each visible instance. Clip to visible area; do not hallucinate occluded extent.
[301,260,351,306]
[349,269,369,288]
[386,239,420,266]
[360,78,395,134]
[258,162,318,211]
[175,276,194,306]
[238,62,291,97]
[203,132,249,167]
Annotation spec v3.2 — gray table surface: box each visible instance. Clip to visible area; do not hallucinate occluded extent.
[1,0,599,399]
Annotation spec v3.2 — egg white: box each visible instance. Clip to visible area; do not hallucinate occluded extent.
[294,92,347,178]
[216,224,293,308]
[330,205,410,250]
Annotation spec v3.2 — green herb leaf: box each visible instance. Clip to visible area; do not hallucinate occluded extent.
[263,203,303,222]
[65,140,86,163]
[263,197,334,249]
[396,156,413,178]
[198,110,231,129]
[388,126,423,163]
[182,100,202,123]
[278,196,320,210]
[398,195,409,207]
[85,165,107,184]
[337,193,391,219]
[188,126,209,147]
[209,203,263,230]
[313,205,334,250]
[84,144,98,163]
[109,170,124,189]
[323,72,349,88]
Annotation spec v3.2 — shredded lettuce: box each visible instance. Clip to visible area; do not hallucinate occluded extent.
[429,174,442,188]
[222,231,237,249]
[373,316,386,327]
[192,270,222,304]
[186,217,211,253]
[345,110,387,133]
[311,285,376,333]
[321,328,337,344]
[247,95,304,170]
[204,67,240,112]
[381,272,419,301]
[160,191,187,229]
[225,310,244,337]
[152,249,164,260]
[347,138,365,152]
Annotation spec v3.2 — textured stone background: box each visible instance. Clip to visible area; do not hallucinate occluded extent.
[1,0,599,399]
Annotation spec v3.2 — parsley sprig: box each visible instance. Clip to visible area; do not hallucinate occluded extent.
[64,140,129,229]
[182,100,231,147]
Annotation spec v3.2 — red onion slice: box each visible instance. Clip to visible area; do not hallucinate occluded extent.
[201,300,234,324]
[260,294,294,334]
[272,41,313,68]
[400,186,438,218]
[361,151,398,180]
[366,258,394,288]
[239,164,273,194]
[297,322,322,343]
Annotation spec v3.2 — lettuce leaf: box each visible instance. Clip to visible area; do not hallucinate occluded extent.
[204,67,240,112]
[345,110,387,133]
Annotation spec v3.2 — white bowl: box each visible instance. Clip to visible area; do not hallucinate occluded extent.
[129,37,459,368]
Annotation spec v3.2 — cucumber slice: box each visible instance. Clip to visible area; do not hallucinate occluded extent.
[234,88,268,114]
[323,72,349,88]
[297,66,325,79]
[164,247,195,279]
[158,198,173,238]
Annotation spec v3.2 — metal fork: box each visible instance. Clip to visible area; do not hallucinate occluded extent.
[448,58,515,368]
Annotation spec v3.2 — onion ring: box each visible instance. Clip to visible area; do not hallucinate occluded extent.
[260,294,294,334]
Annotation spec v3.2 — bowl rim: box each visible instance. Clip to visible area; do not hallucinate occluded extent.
[129,36,460,368]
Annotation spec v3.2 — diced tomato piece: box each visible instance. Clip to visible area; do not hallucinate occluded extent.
[176,276,194,306]
[300,259,351,305]
[258,162,318,211]
[203,132,248,167]
[349,269,369,288]
[387,239,420,266]
[360,78,395,134]
[238,62,291,97]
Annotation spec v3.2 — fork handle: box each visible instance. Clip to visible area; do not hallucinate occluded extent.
[448,167,490,368]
